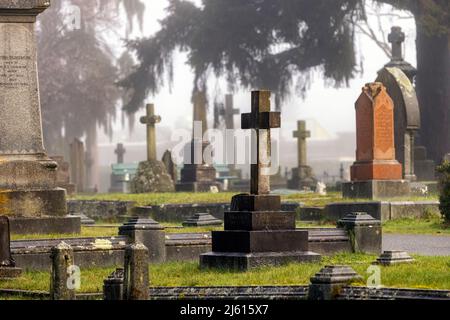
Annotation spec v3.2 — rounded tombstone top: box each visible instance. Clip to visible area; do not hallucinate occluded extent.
[376,67,420,130]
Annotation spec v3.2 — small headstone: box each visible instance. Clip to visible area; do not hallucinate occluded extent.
[308,265,362,300]
[69,213,95,226]
[0,216,22,279]
[162,150,178,183]
[182,213,223,227]
[375,250,415,266]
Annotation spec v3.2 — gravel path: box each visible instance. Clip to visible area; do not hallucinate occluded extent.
[383,234,450,256]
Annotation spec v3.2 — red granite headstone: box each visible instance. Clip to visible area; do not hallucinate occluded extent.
[351,82,403,181]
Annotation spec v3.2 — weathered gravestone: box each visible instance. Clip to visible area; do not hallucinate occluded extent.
[200,90,321,270]
[162,149,178,183]
[0,1,79,234]
[176,92,220,192]
[109,143,134,193]
[343,82,410,199]
[50,155,75,195]
[288,120,316,190]
[69,138,86,193]
[0,216,21,279]
[376,67,420,181]
[131,104,174,193]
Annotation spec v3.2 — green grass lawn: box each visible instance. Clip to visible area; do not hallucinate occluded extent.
[383,217,450,235]
[72,191,438,208]
[1,254,449,294]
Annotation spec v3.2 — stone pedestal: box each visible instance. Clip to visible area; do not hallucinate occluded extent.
[337,212,382,254]
[200,194,321,270]
[288,166,316,190]
[344,83,409,199]
[176,140,220,192]
[131,160,174,193]
[308,265,362,300]
[0,1,77,234]
[342,180,410,199]
[375,251,414,266]
[119,217,166,263]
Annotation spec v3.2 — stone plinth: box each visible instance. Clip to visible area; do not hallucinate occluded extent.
[182,213,223,227]
[176,140,220,192]
[131,160,174,193]
[0,1,68,221]
[375,250,415,266]
[0,216,21,279]
[344,83,409,199]
[288,166,316,190]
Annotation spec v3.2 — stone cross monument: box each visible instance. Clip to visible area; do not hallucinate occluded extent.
[115,143,126,164]
[140,104,161,161]
[385,26,417,82]
[343,82,410,199]
[201,90,321,270]
[293,121,310,167]
[176,91,219,192]
[288,120,316,190]
[220,94,239,130]
[131,103,174,193]
[0,1,73,230]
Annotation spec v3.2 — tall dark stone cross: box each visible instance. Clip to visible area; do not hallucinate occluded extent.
[388,26,405,61]
[140,104,161,161]
[200,90,321,271]
[115,143,126,164]
[242,90,281,195]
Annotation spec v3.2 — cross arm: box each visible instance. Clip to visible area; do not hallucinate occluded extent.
[241,112,281,130]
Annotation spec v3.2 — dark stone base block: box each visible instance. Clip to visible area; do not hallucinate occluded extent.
[200,251,321,271]
[0,267,22,279]
[9,216,81,235]
[0,188,67,217]
[342,180,410,199]
[176,181,221,192]
[182,213,223,227]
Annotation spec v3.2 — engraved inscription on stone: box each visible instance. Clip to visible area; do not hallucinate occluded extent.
[0,23,44,154]
[375,104,394,154]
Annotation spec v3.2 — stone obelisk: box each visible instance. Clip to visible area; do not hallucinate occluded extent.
[0,1,71,225]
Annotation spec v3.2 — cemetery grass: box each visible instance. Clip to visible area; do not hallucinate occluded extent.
[72,192,438,208]
[1,254,449,296]
[382,217,450,235]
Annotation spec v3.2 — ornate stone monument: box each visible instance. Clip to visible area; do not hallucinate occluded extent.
[0,1,79,234]
[382,26,435,182]
[288,120,316,189]
[200,90,321,270]
[109,143,131,193]
[176,92,220,192]
[343,83,410,199]
[131,104,174,193]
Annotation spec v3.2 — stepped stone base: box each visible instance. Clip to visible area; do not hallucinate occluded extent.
[200,251,321,271]
[342,180,410,199]
[182,213,223,227]
[376,251,415,266]
[0,188,67,217]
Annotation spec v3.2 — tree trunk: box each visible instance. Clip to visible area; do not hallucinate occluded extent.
[415,22,450,164]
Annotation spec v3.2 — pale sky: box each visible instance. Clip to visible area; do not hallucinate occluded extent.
[99,0,417,149]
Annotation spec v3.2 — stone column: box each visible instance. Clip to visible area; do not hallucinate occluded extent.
[0,216,22,279]
[50,242,76,300]
[123,243,150,301]
[0,1,67,217]
[119,217,166,263]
